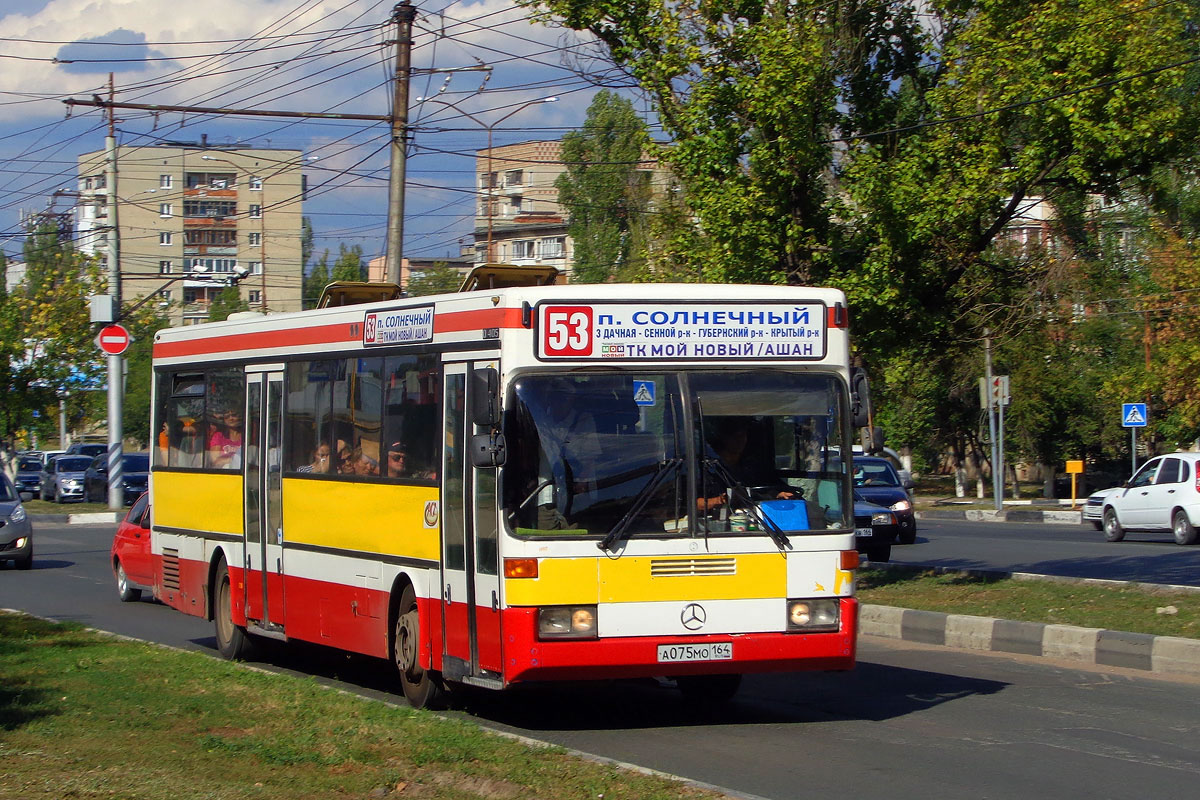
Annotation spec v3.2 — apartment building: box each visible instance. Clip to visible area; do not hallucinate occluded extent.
[76,142,306,325]
[474,140,572,275]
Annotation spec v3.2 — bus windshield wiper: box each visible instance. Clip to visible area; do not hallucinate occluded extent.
[599,457,682,552]
[705,458,791,551]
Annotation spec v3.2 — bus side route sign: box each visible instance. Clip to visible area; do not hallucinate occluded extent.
[536,301,827,361]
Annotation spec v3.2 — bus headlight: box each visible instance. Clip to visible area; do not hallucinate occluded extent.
[537,605,598,639]
[787,598,840,632]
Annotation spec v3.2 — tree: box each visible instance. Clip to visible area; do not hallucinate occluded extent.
[555,90,653,283]
[300,216,314,271]
[406,262,463,297]
[121,305,171,448]
[331,244,365,282]
[303,249,330,309]
[207,286,249,322]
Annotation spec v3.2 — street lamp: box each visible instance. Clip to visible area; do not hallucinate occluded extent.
[417,96,557,262]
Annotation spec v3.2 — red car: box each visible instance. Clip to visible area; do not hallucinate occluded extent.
[111,492,153,602]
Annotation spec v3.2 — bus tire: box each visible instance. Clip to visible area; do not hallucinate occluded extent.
[214,559,253,660]
[676,674,742,703]
[393,584,446,710]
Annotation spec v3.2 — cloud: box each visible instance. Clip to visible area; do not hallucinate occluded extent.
[55,28,180,74]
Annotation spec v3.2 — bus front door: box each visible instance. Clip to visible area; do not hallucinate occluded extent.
[440,360,502,683]
[244,368,286,631]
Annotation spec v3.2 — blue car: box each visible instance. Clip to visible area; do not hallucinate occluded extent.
[15,456,43,500]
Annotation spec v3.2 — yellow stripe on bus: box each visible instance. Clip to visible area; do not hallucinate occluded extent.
[282,478,440,561]
[154,471,245,535]
[504,554,787,606]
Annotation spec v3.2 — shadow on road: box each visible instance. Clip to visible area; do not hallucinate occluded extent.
[900,550,1200,586]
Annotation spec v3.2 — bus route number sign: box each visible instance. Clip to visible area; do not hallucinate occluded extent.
[542,306,594,357]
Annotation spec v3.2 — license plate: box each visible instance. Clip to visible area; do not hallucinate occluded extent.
[657,642,733,663]
[855,527,873,538]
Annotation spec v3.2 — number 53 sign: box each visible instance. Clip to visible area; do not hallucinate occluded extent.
[540,305,594,358]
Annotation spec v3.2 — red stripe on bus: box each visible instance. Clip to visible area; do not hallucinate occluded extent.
[153,322,359,359]
[434,307,525,332]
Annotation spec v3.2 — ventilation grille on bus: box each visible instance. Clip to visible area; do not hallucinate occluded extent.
[162,548,180,591]
[650,557,737,577]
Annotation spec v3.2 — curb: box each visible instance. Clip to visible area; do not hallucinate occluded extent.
[28,513,122,525]
[917,507,1084,524]
[860,604,1200,677]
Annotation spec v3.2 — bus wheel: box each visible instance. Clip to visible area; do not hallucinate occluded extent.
[393,585,446,709]
[676,674,742,703]
[214,560,253,660]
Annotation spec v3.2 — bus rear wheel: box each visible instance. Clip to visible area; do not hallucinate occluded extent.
[214,560,253,660]
[393,585,446,709]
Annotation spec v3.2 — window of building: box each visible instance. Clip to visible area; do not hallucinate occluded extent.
[159,232,173,245]
[248,261,262,274]
[540,237,565,259]
[158,290,172,302]
[159,174,173,189]
[184,229,237,247]
[513,239,536,259]
[248,175,262,190]
[159,203,173,217]
[248,232,262,247]
[184,258,237,273]
[505,169,523,186]
[186,172,236,189]
[248,290,262,304]
[183,288,199,305]
[249,204,262,218]
[83,177,93,190]
[159,260,173,274]
[508,198,523,215]
[183,200,236,218]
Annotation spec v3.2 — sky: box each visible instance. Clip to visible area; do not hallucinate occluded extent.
[0,0,642,276]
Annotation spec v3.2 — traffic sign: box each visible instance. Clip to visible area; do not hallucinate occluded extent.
[96,323,131,356]
[1122,403,1147,427]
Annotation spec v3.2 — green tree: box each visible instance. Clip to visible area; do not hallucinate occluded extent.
[555,90,652,283]
[406,262,463,297]
[303,249,330,309]
[121,305,171,447]
[331,244,365,282]
[207,286,249,322]
[300,216,314,270]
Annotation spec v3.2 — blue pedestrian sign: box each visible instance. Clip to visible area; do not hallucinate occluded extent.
[632,380,656,406]
[1122,403,1148,427]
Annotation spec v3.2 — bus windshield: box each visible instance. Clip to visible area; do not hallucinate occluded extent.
[502,370,851,540]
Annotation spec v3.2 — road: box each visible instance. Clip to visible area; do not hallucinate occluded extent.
[2,519,1198,800]
[895,517,1200,586]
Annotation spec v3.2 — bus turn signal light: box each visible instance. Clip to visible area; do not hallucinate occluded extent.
[840,550,860,571]
[504,558,539,579]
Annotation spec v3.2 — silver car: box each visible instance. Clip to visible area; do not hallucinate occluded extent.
[39,455,93,503]
[1,475,32,569]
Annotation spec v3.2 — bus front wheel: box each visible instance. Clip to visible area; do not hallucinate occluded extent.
[214,560,253,660]
[393,585,446,709]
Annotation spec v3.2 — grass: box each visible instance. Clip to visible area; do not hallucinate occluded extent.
[857,568,1200,639]
[20,498,121,514]
[0,613,718,800]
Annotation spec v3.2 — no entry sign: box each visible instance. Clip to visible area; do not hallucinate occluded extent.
[96,324,131,356]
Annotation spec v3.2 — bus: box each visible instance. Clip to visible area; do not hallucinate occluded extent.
[145,274,872,708]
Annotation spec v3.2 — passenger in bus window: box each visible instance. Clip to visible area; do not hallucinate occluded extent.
[347,448,379,476]
[297,444,332,474]
[208,409,243,469]
[698,417,795,513]
[174,416,204,468]
[385,442,435,480]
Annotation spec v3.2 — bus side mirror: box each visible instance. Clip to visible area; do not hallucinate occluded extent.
[471,367,501,427]
[470,432,506,468]
[851,367,873,429]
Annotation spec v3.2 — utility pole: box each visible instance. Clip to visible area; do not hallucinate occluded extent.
[984,330,1000,512]
[385,1,417,286]
[104,73,125,510]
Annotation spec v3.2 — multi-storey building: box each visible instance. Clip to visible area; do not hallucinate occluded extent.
[76,142,306,325]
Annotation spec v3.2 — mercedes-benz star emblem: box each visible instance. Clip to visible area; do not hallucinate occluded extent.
[680,603,706,631]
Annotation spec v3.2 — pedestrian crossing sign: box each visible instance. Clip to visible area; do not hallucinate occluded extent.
[633,380,656,406]
[1122,403,1147,427]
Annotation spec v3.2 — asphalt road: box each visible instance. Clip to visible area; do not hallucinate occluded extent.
[895,516,1200,587]
[2,519,1199,800]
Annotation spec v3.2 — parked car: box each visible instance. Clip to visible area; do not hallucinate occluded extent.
[111,492,153,601]
[66,442,107,459]
[853,491,898,563]
[84,452,150,504]
[15,455,44,500]
[1094,453,1200,545]
[40,450,65,467]
[852,455,917,544]
[38,455,93,503]
[0,475,32,569]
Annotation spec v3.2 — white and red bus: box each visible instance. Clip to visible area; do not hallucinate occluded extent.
[143,275,870,707]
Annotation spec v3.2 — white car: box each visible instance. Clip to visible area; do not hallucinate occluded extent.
[1097,453,1200,545]
[1083,486,1120,530]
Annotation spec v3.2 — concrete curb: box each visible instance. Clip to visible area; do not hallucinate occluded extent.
[860,604,1200,677]
[28,513,122,525]
[917,507,1084,524]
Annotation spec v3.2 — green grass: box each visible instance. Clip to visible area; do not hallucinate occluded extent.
[0,613,717,800]
[20,498,119,514]
[858,568,1200,639]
